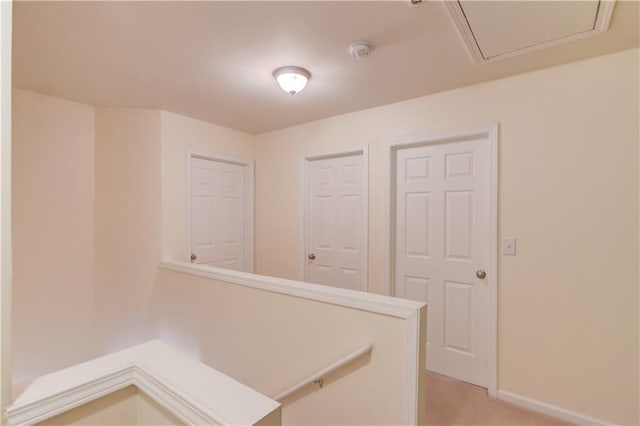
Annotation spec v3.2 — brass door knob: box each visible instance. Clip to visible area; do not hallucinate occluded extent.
[308,253,316,260]
[190,253,197,262]
[476,270,486,279]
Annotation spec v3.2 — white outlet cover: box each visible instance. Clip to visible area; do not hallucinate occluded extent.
[502,238,516,256]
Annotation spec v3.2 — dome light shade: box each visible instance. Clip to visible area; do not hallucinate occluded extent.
[273,66,311,95]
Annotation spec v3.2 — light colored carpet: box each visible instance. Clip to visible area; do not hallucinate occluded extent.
[425,372,572,425]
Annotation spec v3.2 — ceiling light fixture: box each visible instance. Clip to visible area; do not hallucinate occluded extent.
[273,66,311,95]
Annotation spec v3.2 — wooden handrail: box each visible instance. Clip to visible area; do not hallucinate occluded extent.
[273,343,373,402]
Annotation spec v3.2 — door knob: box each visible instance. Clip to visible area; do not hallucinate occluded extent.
[190,253,197,262]
[476,270,486,279]
[308,253,316,260]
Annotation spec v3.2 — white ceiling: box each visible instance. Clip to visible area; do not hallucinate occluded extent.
[12,1,639,134]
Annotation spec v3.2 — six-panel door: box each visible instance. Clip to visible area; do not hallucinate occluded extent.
[394,137,490,388]
[306,154,367,291]
[191,157,247,271]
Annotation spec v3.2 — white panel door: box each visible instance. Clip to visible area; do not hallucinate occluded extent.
[306,154,366,291]
[191,157,246,271]
[395,137,490,387]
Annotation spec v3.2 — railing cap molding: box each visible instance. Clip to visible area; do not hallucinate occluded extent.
[7,340,280,426]
[159,260,425,319]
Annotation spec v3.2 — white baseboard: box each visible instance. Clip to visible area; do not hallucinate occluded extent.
[497,389,611,425]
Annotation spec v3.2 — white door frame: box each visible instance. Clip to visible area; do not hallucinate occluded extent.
[300,147,369,289]
[384,124,498,396]
[186,149,255,273]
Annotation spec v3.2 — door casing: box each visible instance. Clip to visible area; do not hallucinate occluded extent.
[384,125,498,396]
[300,148,369,288]
[186,149,255,272]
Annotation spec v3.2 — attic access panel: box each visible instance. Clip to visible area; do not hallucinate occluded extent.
[446,0,615,63]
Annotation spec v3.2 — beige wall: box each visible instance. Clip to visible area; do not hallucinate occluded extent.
[160,111,254,262]
[10,47,639,424]
[10,99,255,383]
[11,100,169,383]
[254,49,640,424]
[94,108,162,354]
[149,267,424,425]
[40,386,184,426]
[12,89,97,384]
[137,389,185,426]
[94,108,255,352]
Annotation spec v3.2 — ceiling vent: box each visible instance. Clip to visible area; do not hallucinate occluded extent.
[446,0,616,63]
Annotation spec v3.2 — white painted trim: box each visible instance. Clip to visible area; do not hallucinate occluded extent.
[133,365,222,426]
[0,0,12,417]
[487,124,499,397]
[497,390,610,426]
[159,261,425,425]
[299,147,369,291]
[383,143,395,298]
[298,156,306,280]
[6,341,280,426]
[402,309,422,425]
[383,139,394,297]
[160,260,424,319]
[185,149,255,273]
[8,367,137,426]
[445,0,616,64]
[594,1,616,33]
[383,155,427,424]
[444,0,485,64]
[383,124,499,397]
[273,343,373,402]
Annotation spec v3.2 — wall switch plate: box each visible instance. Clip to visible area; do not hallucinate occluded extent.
[502,238,516,256]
